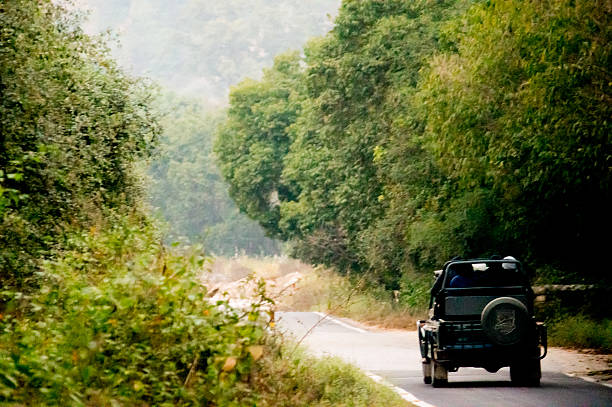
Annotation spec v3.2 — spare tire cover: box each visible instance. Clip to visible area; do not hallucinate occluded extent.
[481,297,529,346]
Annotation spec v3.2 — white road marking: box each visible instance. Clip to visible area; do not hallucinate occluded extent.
[365,372,437,407]
[313,311,368,333]
[310,312,436,406]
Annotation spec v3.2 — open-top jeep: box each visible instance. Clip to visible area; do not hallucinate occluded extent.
[417,257,547,387]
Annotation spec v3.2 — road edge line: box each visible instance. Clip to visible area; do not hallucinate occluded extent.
[563,373,612,389]
[365,372,436,407]
[313,311,367,333]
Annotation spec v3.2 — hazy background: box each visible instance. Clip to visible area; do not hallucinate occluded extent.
[80,0,339,103]
[78,0,341,255]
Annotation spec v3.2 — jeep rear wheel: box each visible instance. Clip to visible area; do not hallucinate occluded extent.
[510,358,541,387]
[422,360,432,384]
[432,361,448,387]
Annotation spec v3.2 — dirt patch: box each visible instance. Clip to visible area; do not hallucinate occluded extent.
[546,347,612,386]
[202,256,311,306]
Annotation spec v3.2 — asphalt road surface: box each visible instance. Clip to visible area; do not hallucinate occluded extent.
[277,311,612,407]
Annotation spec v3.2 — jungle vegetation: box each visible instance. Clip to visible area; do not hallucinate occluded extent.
[216,0,611,289]
[148,94,280,255]
[2,0,610,402]
[0,1,410,404]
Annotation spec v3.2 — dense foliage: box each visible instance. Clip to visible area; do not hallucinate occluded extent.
[150,94,279,255]
[0,217,269,405]
[417,0,611,280]
[216,52,304,239]
[216,0,611,288]
[0,0,159,288]
[0,215,408,405]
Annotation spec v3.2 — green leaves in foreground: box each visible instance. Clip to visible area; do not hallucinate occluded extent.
[0,217,411,406]
[0,219,266,406]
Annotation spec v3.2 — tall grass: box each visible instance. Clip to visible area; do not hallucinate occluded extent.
[279,268,429,329]
[252,339,411,407]
[548,316,612,352]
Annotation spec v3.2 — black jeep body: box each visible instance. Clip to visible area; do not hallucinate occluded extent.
[417,258,547,387]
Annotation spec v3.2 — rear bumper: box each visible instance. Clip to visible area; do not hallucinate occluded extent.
[434,345,539,367]
[419,319,547,367]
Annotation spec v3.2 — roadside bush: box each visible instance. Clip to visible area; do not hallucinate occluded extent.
[548,316,612,353]
[0,218,267,405]
[0,218,413,406]
[251,339,408,407]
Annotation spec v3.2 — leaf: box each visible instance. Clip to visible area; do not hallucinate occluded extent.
[6,173,23,181]
[247,345,264,361]
[0,373,18,389]
[222,356,237,372]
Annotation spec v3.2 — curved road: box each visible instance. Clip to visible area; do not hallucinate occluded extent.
[277,311,612,407]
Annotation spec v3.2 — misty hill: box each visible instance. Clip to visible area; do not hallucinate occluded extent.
[77,0,341,255]
[81,0,340,103]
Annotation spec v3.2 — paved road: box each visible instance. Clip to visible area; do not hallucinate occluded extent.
[277,311,612,407]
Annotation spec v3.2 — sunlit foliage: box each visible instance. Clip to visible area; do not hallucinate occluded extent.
[217,0,611,287]
[0,0,159,288]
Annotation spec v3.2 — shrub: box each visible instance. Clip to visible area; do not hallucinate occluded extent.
[0,218,412,406]
[0,218,267,405]
[548,316,612,353]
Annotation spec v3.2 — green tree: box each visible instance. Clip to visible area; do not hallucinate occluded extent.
[0,0,159,287]
[217,0,472,283]
[418,0,611,279]
[149,93,278,255]
[217,0,610,287]
[215,51,303,238]
[281,0,472,281]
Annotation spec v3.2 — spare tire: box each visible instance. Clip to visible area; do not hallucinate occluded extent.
[481,297,529,346]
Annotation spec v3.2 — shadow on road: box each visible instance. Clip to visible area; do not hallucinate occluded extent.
[439,381,514,388]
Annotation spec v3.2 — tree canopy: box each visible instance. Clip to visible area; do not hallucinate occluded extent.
[0,0,159,287]
[150,93,278,254]
[216,0,611,286]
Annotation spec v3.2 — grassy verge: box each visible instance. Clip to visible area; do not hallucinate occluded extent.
[278,267,428,330]
[208,256,429,329]
[0,219,411,406]
[252,339,410,407]
[548,316,612,352]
